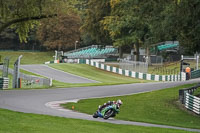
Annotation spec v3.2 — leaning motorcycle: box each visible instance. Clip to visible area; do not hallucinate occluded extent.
[93,104,120,119]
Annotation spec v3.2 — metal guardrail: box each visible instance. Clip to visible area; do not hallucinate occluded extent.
[0,65,52,87]
[179,84,200,115]
[119,59,148,73]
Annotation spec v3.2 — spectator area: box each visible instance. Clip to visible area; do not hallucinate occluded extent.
[64,45,117,59]
[157,42,179,51]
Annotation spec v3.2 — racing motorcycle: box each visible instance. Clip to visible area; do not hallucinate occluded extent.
[93,104,120,119]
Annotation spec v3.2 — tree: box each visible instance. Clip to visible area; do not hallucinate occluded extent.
[37,11,81,50]
[174,0,200,53]
[81,0,112,45]
[0,0,70,42]
[152,0,200,54]
[102,0,153,60]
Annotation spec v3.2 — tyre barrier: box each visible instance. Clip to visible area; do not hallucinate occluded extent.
[0,66,52,88]
[0,77,9,90]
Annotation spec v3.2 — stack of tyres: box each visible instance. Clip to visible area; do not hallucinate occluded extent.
[0,77,9,90]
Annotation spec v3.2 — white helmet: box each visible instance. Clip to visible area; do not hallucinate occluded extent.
[117,99,123,105]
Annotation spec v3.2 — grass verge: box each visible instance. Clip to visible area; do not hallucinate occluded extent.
[0,108,194,133]
[193,87,200,97]
[62,84,200,129]
[49,63,149,84]
[0,51,54,68]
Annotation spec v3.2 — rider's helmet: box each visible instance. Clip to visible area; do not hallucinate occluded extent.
[116,99,123,106]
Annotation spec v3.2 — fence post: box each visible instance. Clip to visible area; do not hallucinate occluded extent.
[2,57,9,78]
[12,55,23,88]
[179,89,185,104]
[197,55,199,70]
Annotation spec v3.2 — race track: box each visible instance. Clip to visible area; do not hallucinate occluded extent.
[21,64,98,83]
[1,78,200,132]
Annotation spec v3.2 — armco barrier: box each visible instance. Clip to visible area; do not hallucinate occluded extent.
[179,84,200,115]
[0,77,9,89]
[82,59,186,82]
[0,66,52,87]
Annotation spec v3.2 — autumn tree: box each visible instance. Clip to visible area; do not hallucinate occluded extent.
[37,11,81,50]
[0,0,71,42]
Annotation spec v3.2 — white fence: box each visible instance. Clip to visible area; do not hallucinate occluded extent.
[119,59,148,73]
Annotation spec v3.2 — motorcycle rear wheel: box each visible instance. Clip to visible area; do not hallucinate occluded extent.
[93,112,98,118]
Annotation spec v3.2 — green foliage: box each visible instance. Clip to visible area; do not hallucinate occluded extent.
[193,87,200,97]
[0,0,73,43]
[81,0,200,53]
[14,21,38,43]
[102,0,176,47]
[81,0,112,45]
[36,11,81,50]
[175,0,200,53]
[1,0,199,53]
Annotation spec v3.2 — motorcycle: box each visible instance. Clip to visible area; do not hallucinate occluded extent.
[93,104,120,119]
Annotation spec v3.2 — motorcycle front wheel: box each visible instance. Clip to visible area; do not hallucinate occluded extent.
[103,109,114,120]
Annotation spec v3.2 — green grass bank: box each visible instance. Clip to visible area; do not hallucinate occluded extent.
[0,51,54,68]
[62,84,200,129]
[50,63,149,85]
[0,109,194,133]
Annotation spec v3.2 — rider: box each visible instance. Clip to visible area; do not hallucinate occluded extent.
[98,99,123,112]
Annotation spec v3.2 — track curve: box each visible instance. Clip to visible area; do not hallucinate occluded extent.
[0,78,200,132]
[21,64,98,83]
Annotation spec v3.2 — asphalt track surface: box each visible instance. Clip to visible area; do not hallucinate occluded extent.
[20,64,98,83]
[1,78,200,132]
